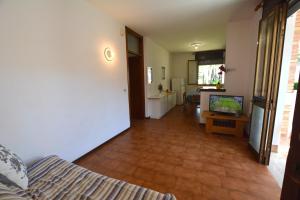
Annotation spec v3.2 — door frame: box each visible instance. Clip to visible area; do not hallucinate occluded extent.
[125,27,145,122]
[250,7,280,162]
[264,3,288,164]
[249,2,288,164]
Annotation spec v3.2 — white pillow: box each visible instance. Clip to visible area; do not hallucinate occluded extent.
[0,145,28,189]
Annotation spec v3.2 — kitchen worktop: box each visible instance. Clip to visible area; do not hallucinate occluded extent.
[148,91,176,99]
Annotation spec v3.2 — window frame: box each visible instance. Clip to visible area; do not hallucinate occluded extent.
[187,60,225,86]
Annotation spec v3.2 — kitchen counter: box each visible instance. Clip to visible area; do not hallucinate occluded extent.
[148,92,177,119]
[148,91,176,99]
[198,88,226,92]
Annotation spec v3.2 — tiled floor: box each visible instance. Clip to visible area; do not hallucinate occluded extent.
[268,135,290,187]
[269,152,287,188]
[75,106,281,200]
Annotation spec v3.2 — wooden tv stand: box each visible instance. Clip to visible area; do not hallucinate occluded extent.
[202,111,249,137]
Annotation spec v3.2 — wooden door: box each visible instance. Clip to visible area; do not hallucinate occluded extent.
[249,3,287,164]
[126,27,145,120]
[128,56,145,119]
[281,74,300,199]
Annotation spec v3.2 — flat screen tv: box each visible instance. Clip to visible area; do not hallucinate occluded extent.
[209,95,244,115]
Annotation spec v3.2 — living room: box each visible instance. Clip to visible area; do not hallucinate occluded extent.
[0,0,299,200]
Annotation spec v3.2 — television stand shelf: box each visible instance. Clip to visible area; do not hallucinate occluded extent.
[202,111,249,137]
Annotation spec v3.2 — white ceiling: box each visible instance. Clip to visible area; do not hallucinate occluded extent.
[89,0,259,52]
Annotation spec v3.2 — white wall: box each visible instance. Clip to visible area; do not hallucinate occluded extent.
[199,11,262,123]
[171,53,194,81]
[170,53,201,94]
[144,37,171,117]
[0,0,130,164]
[224,13,261,114]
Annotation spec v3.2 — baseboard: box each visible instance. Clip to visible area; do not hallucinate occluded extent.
[73,127,130,164]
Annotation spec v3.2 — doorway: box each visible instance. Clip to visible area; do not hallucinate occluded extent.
[247,1,300,198]
[249,2,287,164]
[126,27,145,121]
[268,8,300,188]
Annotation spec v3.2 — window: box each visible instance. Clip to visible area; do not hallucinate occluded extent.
[147,66,153,84]
[198,64,225,85]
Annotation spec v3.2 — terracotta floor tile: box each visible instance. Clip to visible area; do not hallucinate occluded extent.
[175,177,199,193]
[221,177,249,193]
[200,163,226,176]
[163,156,183,166]
[219,160,244,170]
[133,167,155,182]
[120,175,145,186]
[101,158,121,170]
[229,191,262,200]
[145,154,165,162]
[201,185,231,200]
[182,153,201,161]
[196,171,222,187]
[182,160,203,170]
[152,172,177,187]
[136,159,157,170]
[173,166,197,180]
[114,162,137,176]
[198,156,220,166]
[75,105,281,200]
[247,182,281,200]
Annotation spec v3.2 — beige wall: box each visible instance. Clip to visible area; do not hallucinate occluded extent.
[170,52,194,81]
[224,11,262,115]
[144,37,171,117]
[170,53,200,93]
[0,0,130,164]
[199,10,262,123]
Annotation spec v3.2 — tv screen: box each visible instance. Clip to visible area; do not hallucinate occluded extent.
[209,95,244,115]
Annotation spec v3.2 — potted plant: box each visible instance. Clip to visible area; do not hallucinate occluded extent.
[216,65,226,89]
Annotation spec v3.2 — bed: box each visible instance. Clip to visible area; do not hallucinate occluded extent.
[1,155,176,200]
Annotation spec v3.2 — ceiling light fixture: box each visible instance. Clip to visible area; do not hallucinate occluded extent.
[191,42,205,50]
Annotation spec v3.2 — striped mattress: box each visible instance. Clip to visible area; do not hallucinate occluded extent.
[23,155,176,200]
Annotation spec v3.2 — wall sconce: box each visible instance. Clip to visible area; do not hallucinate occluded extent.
[104,47,113,62]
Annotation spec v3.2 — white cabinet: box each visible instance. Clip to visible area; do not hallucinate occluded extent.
[167,93,176,111]
[167,94,173,111]
[148,92,177,119]
[170,93,177,110]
